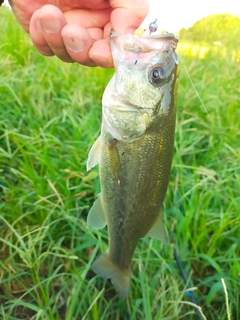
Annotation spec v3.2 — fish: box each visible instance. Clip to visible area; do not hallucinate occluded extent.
[86,29,178,297]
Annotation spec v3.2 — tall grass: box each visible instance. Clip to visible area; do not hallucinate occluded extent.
[0,6,239,319]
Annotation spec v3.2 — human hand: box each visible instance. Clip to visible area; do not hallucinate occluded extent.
[9,0,149,68]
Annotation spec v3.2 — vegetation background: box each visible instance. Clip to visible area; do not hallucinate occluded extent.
[0,6,240,320]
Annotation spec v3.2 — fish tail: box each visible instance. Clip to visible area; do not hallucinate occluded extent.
[92,250,131,297]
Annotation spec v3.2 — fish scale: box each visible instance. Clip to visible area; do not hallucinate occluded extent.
[87,30,178,296]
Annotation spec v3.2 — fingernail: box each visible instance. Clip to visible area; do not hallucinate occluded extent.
[90,54,109,67]
[62,35,84,52]
[41,17,61,33]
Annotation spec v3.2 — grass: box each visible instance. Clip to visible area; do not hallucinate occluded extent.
[0,6,240,320]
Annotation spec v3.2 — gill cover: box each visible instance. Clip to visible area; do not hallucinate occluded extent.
[102,31,178,142]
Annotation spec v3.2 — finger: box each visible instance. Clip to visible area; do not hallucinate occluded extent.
[110,0,149,33]
[64,8,112,28]
[88,21,113,68]
[30,5,75,62]
[61,24,97,66]
[10,0,46,32]
[60,8,113,66]
[29,9,53,56]
[30,5,112,65]
[89,38,113,68]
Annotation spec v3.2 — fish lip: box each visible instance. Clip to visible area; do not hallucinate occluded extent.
[105,96,140,111]
[111,29,178,42]
[120,100,139,109]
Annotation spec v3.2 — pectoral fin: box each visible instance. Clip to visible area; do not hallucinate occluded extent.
[87,136,101,171]
[87,195,107,229]
[146,215,168,244]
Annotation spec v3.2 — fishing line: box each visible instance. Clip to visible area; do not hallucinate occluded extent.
[172,54,224,320]
[177,54,224,144]
[173,245,203,320]
[178,54,209,115]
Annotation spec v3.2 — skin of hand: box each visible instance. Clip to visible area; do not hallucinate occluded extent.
[9,0,149,68]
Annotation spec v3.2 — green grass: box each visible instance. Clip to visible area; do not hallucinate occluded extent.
[0,6,240,320]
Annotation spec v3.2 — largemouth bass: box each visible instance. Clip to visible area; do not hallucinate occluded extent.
[87,30,178,297]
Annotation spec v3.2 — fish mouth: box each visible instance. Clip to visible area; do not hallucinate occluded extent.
[114,101,139,111]
[106,96,140,111]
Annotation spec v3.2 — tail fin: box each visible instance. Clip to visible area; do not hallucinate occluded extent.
[92,250,131,297]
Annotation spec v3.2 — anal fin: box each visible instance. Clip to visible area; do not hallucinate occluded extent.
[146,215,168,244]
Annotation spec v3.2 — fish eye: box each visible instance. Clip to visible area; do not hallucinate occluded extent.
[148,65,166,86]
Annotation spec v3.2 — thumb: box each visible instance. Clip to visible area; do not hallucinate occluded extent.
[110,0,149,34]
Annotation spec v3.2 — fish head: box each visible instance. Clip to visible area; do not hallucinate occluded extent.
[102,31,178,142]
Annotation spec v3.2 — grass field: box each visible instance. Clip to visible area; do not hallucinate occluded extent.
[0,6,240,320]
